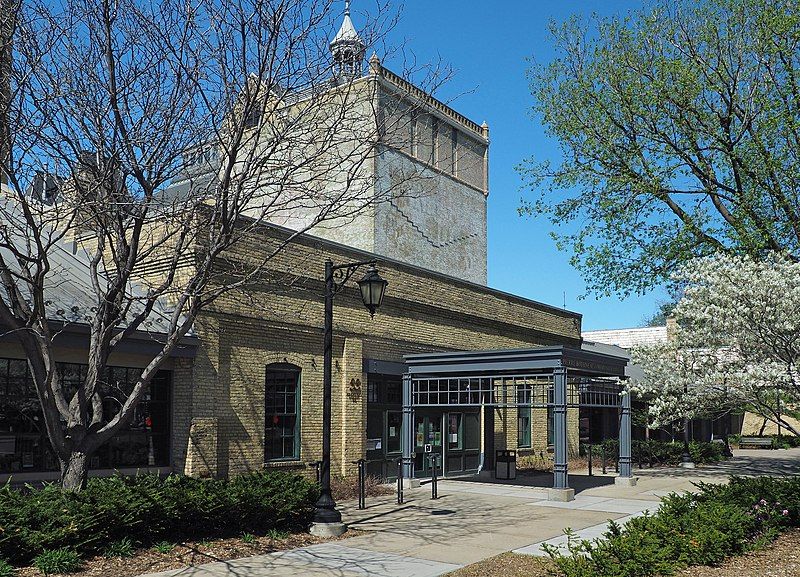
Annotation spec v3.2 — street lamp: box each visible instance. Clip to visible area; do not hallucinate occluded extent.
[310,258,388,537]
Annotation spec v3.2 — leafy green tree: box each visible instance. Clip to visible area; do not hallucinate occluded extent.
[520,0,800,297]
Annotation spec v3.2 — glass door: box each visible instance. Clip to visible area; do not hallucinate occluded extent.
[413,412,444,477]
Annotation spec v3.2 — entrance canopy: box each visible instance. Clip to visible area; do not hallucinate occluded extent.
[400,346,633,499]
[404,346,627,410]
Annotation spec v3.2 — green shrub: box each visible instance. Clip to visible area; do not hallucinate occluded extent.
[0,560,13,577]
[588,439,726,468]
[103,537,136,558]
[546,476,800,577]
[0,470,318,565]
[33,548,82,575]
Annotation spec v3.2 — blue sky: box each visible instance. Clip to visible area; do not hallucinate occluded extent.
[376,0,667,331]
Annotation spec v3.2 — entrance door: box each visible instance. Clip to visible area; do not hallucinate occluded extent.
[413,412,443,477]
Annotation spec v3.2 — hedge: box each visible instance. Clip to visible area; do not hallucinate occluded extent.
[0,470,318,565]
[586,439,727,467]
[546,475,800,577]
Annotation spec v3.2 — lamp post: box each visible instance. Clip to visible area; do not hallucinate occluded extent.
[310,258,388,538]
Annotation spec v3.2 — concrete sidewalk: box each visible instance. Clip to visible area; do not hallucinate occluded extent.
[138,448,800,577]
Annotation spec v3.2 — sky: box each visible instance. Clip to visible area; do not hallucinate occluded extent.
[374,0,668,331]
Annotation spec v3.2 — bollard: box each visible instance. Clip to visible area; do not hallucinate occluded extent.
[396,459,404,505]
[588,444,593,476]
[601,445,607,475]
[430,454,438,500]
[357,459,366,510]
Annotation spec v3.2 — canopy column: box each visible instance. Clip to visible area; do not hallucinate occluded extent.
[550,367,573,500]
[401,373,415,483]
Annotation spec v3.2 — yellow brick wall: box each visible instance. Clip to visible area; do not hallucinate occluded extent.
[177,225,583,478]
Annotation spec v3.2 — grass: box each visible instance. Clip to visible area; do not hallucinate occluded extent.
[103,538,136,559]
[265,528,290,540]
[33,548,82,575]
[152,541,175,554]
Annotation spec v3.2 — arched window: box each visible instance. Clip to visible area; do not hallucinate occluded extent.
[265,363,301,461]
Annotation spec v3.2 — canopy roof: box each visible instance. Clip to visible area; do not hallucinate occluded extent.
[404,345,628,378]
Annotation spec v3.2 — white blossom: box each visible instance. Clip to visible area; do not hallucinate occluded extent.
[630,253,800,435]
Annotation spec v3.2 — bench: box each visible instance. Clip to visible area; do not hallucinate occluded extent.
[739,436,773,449]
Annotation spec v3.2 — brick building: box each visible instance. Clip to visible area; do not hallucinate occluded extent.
[178,223,583,481]
[0,6,596,485]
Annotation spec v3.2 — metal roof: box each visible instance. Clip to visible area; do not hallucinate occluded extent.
[0,192,195,342]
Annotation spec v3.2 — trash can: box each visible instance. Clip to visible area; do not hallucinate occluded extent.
[495,450,517,480]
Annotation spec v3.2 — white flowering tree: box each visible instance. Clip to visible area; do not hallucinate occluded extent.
[631,253,800,438]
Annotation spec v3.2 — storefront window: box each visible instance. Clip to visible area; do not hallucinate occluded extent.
[0,359,171,473]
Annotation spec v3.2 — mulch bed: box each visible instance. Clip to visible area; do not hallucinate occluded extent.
[15,529,364,577]
[443,529,800,577]
[443,553,554,577]
[678,528,800,576]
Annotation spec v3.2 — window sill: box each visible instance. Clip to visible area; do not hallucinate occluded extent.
[263,460,304,469]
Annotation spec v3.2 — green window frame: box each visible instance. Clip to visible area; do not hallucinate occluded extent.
[518,406,532,448]
[517,386,532,448]
[265,364,301,461]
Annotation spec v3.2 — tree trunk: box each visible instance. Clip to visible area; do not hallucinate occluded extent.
[60,450,90,492]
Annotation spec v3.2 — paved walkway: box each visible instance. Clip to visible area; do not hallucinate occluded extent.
[139,448,800,577]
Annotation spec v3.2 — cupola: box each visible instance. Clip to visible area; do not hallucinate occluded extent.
[330,0,365,78]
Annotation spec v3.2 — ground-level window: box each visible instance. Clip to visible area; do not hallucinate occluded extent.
[0,359,171,473]
[517,386,532,448]
[264,364,300,461]
[448,413,463,450]
[387,411,402,453]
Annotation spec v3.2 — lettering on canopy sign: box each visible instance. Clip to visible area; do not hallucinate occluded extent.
[562,357,624,376]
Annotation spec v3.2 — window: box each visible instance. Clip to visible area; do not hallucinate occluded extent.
[386,379,402,404]
[546,387,554,446]
[517,386,531,448]
[367,379,380,403]
[243,102,262,129]
[0,359,171,473]
[386,411,402,453]
[448,413,462,450]
[265,364,300,461]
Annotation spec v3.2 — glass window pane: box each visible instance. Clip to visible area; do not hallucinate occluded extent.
[448,413,462,450]
[387,411,402,453]
[265,366,300,461]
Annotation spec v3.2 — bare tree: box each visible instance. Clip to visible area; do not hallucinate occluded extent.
[0,0,448,490]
